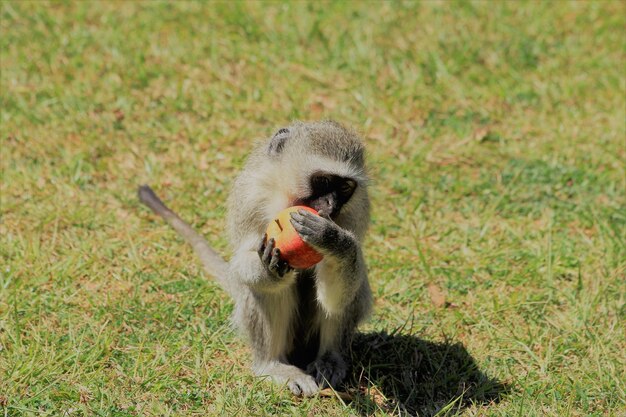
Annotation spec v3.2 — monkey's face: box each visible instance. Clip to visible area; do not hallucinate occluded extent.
[264,121,370,232]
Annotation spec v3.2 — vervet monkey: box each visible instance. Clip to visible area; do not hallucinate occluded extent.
[138,120,372,396]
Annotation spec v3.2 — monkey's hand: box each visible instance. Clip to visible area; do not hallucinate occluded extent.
[257,234,293,278]
[290,209,355,256]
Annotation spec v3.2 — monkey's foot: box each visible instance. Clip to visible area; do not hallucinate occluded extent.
[286,374,319,397]
[255,361,319,397]
[306,351,347,389]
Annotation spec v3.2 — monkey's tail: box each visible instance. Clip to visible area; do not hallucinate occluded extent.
[137,185,231,293]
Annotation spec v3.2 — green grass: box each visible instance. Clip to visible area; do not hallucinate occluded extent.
[1,1,624,416]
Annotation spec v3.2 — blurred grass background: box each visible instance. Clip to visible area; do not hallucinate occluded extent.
[1,1,624,416]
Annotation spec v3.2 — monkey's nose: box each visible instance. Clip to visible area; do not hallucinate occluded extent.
[316,206,329,217]
[319,198,337,219]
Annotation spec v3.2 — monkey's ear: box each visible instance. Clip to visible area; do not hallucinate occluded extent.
[268,128,289,156]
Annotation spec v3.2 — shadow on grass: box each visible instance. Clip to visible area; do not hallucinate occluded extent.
[344,331,509,416]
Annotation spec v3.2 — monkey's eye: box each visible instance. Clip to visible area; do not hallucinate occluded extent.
[339,179,357,196]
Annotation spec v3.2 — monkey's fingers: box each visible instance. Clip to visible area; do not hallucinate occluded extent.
[289,217,317,239]
[268,247,285,276]
[261,237,275,265]
[257,233,268,257]
[291,211,327,232]
[296,209,327,224]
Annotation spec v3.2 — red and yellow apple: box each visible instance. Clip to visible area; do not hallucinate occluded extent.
[266,206,323,269]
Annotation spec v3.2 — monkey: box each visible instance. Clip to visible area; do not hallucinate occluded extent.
[138,120,372,397]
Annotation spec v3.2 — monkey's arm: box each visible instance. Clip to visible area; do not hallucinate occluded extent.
[290,210,372,318]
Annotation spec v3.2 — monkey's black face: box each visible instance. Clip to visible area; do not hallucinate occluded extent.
[299,173,357,219]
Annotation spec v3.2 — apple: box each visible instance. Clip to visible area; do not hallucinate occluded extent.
[266,206,323,269]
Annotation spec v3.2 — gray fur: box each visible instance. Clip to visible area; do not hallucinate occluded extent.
[137,185,234,297]
[138,120,372,396]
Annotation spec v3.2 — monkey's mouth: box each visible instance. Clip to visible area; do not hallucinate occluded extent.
[293,198,338,220]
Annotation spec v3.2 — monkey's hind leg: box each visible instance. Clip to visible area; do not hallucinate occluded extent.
[254,361,318,397]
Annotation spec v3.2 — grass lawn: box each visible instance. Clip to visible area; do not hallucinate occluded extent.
[1,1,624,416]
